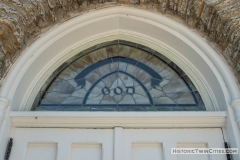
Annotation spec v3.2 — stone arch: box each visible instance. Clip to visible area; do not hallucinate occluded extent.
[1,0,240,87]
[0,6,235,111]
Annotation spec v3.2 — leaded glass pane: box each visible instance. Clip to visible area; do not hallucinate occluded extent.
[32,40,206,111]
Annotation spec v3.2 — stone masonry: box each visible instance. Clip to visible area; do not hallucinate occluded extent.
[1,0,240,86]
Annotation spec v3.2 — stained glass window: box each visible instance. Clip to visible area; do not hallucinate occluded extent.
[32,40,206,111]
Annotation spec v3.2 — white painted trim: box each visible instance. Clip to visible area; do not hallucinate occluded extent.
[231,99,240,127]
[114,127,123,160]
[21,32,216,111]
[10,111,227,128]
[0,97,9,123]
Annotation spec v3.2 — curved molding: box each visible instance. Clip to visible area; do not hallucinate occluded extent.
[0,97,9,123]
[231,99,240,128]
[0,7,237,112]
[20,30,217,111]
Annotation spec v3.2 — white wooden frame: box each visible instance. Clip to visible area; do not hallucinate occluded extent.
[11,111,226,128]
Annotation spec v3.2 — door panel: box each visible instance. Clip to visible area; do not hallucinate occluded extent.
[177,143,209,160]
[71,143,102,160]
[11,128,113,160]
[132,143,163,160]
[11,128,226,160]
[122,128,226,160]
[25,143,57,160]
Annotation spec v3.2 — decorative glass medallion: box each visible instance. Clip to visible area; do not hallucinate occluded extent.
[32,40,206,111]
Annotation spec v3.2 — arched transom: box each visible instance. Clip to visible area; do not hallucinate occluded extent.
[32,40,205,111]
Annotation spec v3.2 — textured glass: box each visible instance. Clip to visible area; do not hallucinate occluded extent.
[32,40,206,111]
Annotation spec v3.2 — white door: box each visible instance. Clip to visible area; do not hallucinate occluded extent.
[10,128,226,160]
[11,128,114,160]
[123,128,226,160]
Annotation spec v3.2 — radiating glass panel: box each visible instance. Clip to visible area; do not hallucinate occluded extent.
[32,40,206,111]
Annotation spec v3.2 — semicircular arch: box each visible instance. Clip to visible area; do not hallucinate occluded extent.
[33,42,203,111]
[0,7,236,112]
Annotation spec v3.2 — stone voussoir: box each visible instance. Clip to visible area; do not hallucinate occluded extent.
[1,0,240,87]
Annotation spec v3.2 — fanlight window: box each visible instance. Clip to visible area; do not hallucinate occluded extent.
[32,40,205,111]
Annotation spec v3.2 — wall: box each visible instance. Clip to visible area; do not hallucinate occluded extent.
[1,0,240,86]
